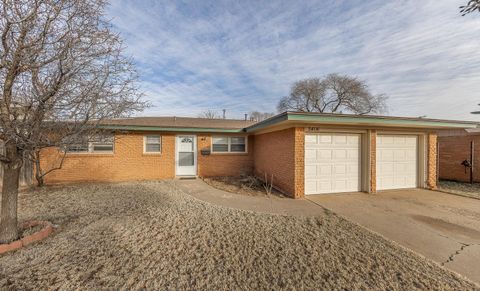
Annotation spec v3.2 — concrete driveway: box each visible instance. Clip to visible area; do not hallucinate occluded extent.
[308,189,480,283]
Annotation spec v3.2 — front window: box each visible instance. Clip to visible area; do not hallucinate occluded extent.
[65,134,114,153]
[212,136,247,153]
[144,135,161,153]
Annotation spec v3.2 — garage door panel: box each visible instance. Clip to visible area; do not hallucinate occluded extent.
[379,149,394,161]
[305,135,317,143]
[334,135,347,144]
[394,151,406,161]
[305,133,361,195]
[377,135,417,190]
[305,180,317,193]
[319,135,332,143]
[305,165,317,178]
[347,149,359,159]
[334,164,346,174]
[348,164,359,174]
[334,150,347,159]
[305,149,316,160]
[405,150,416,160]
[318,149,332,159]
[319,165,332,175]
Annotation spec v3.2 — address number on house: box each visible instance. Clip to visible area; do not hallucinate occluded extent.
[305,127,323,133]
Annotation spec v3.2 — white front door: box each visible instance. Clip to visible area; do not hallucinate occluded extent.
[376,135,418,190]
[305,133,361,194]
[176,135,197,176]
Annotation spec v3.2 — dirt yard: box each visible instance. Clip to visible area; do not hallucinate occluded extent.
[0,182,477,290]
[203,176,284,197]
[439,180,480,199]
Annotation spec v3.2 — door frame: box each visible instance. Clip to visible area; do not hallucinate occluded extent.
[175,134,197,176]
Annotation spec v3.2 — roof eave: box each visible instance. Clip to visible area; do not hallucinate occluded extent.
[245,112,478,132]
[99,124,246,133]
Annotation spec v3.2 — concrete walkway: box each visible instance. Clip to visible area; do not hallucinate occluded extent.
[175,179,326,217]
[308,189,480,284]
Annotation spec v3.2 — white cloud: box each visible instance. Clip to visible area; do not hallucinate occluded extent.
[107,0,480,120]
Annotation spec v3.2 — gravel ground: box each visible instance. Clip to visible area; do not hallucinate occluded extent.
[439,180,480,199]
[0,181,477,290]
[203,176,284,197]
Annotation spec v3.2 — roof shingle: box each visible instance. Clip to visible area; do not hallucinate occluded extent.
[101,116,256,130]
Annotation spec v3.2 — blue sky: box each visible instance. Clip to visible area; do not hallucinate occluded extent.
[107,0,480,120]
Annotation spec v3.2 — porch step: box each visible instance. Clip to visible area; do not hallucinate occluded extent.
[177,176,197,180]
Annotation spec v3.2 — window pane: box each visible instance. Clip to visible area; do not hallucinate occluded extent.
[212,144,228,152]
[179,137,194,151]
[179,152,194,166]
[146,135,160,143]
[66,144,88,152]
[230,144,246,152]
[212,137,228,144]
[146,144,161,152]
[230,137,245,144]
[92,144,113,152]
[91,134,114,143]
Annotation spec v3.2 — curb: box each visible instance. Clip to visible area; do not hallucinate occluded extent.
[0,221,54,255]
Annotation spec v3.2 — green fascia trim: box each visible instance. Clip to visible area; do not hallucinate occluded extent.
[99,124,245,133]
[244,113,289,132]
[246,113,477,132]
[288,114,478,128]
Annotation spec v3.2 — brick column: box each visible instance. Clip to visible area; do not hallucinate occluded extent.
[427,133,438,190]
[293,127,305,198]
[369,130,377,193]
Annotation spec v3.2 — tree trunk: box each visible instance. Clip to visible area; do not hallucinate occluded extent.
[0,143,22,244]
[34,157,45,187]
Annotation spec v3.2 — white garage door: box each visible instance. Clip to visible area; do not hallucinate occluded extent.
[376,135,418,190]
[305,133,361,195]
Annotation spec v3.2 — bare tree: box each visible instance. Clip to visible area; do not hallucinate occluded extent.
[249,111,275,122]
[460,0,480,15]
[0,0,146,243]
[199,109,221,119]
[277,74,387,115]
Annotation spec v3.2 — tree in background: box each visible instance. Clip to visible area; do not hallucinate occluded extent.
[199,110,221,119]
[249,111,275,122]
[0,0,146,243]
[277,74,387,115]
[460,0,480,15]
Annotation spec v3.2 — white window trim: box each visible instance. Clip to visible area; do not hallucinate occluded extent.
[211,136,248,154]
[143,135,162,154]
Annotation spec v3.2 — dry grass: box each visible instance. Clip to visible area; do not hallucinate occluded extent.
[203,176,285,197]
[439,180,480,199]
[0,181,477,290]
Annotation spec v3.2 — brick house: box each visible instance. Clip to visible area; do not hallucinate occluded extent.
[438,128,480,183]
[40,112,477,198]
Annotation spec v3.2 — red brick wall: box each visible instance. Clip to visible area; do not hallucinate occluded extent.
[369,130,377,193]
[427,133,438,189]
[197,134,254,177]
[439,135,480,183]
[41,132,254,184]
[41,132,176,184]
[293,128,305,198]
[253,128,299,198]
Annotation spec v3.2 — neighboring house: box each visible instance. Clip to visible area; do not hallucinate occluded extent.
[438,128,480,183]
[39,112,477,198]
